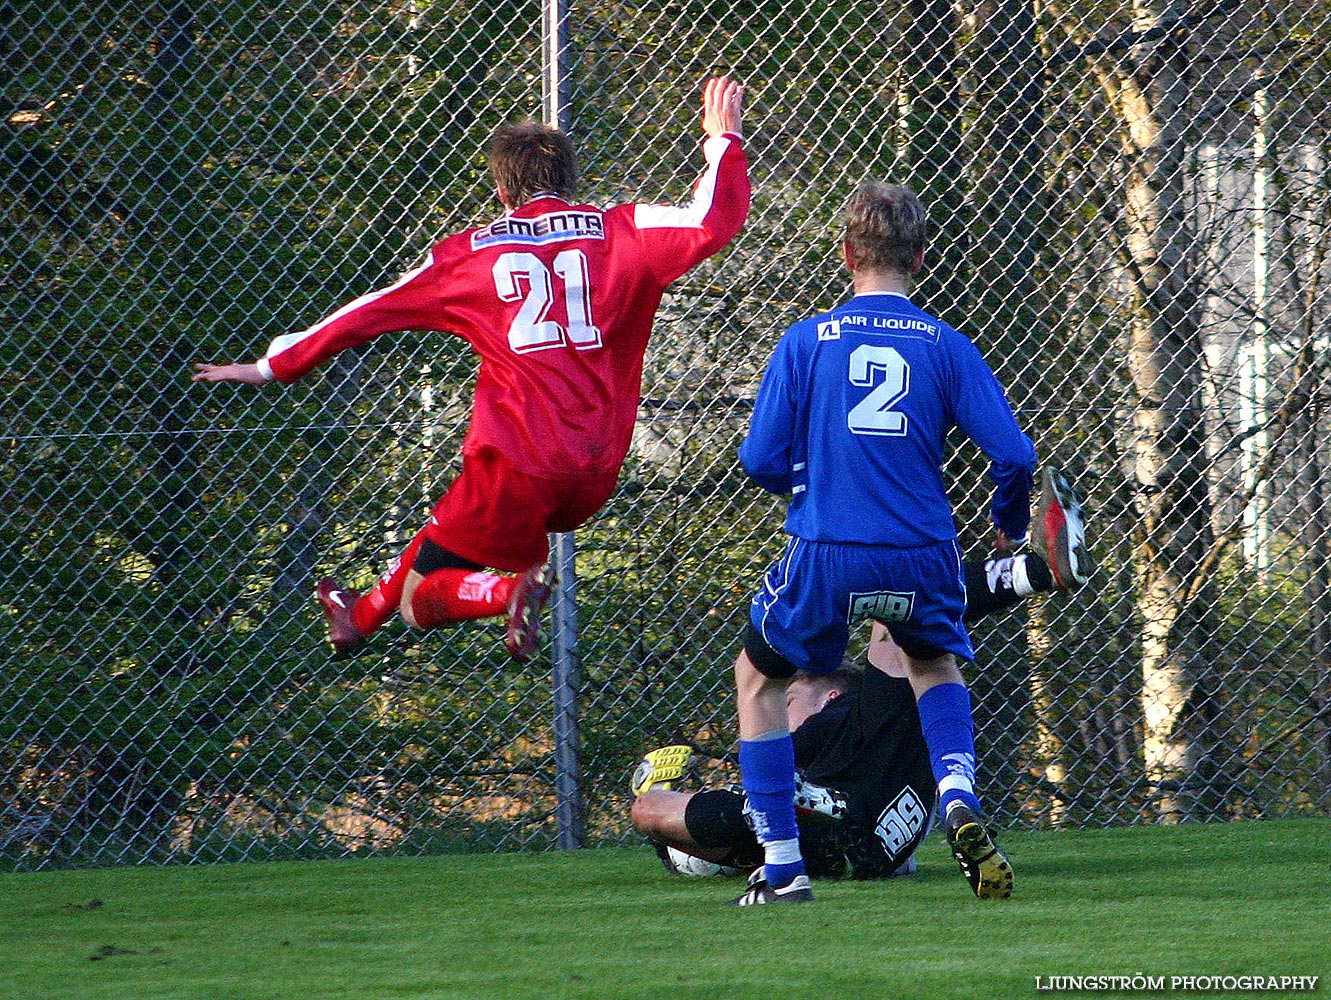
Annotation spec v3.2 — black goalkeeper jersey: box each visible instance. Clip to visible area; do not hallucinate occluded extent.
[791,666,936,877]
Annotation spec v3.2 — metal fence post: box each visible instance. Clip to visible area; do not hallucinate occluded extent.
[548,532,584,850]
[544,0,585,851]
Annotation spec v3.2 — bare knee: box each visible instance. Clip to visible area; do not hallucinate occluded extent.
[735,650,791,741]
[630,794,657,835]
[905,652,963,699]
[399,570,425,629]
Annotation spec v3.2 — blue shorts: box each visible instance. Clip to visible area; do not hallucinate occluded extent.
[748,537,973,675]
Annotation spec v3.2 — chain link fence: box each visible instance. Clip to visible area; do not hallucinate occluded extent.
[3,0,1329,869]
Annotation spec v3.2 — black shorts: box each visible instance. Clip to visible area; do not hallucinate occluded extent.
[682,788,916,880]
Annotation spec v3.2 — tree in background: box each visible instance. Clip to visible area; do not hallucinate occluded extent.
[4,0,1331,868]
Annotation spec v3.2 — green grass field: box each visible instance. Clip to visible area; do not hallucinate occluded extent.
[2,818,1326,1000]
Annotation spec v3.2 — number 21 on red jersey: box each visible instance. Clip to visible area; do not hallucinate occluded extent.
[493,250,603,353]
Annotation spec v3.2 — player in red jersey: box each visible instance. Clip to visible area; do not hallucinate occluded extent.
[194,76,749,661]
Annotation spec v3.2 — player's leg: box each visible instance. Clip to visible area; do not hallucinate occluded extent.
[903,646,1013,900]
[859,541,982,820]
[631,788,700,848]
[732,644,811,903]
[963,553,1051,622]
[316,530,430,657]
[629,745,850,880]
[315,524,535,660]
[388,450,561,660]
[889,539,1014,899]
[403,547,553,663]
[495,468,613,660]
[631,789,752,870]
[965,465,1092,623]
[402,540,530,626]
[629,747,757,876]
[317,531,516,657]
[732,541,855,904]
[313,455,511,657]
[900,648,981,820]
[406,455,616,659]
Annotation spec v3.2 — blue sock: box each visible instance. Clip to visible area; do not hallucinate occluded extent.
[916,683,983,818]
[739,731,804,888]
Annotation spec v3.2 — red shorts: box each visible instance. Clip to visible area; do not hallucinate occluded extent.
[422,447,619,572]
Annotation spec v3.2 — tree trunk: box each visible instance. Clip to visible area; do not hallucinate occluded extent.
[142,2,204,650]
[1294,397,1331,814]
[1097,0,1225,821]
[1282,141,1331,813]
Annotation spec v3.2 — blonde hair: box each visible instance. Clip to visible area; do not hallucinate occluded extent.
[843,182,927,272]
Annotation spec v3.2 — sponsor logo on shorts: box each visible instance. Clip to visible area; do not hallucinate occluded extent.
[848,589,914,624]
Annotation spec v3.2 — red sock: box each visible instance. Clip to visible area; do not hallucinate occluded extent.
[409,569,516,629]
[351,532,428,637]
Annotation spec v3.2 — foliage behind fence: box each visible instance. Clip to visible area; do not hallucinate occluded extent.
[3,0,1330,869]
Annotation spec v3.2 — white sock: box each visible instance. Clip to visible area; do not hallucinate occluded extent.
[1010,554,1035,597]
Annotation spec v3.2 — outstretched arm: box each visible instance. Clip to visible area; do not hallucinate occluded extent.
[194,251,444,386]
[192,361,268,385]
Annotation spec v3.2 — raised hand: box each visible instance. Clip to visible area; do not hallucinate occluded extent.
[702,75,744,140]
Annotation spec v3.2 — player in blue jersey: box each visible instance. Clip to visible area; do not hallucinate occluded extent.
[629,506,1091,886]
[729,182,1039,905]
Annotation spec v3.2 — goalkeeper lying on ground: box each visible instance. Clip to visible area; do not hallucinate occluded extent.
[631,472,1089,880]
[632,646,930,879]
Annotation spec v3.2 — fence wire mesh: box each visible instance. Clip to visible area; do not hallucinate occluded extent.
[3,0,1330,869]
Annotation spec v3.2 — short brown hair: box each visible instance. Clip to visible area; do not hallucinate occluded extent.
[792,662,864,697]
[843,182,927,272]
[487,123,579,208]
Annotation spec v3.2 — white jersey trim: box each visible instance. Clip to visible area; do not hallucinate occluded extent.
[632,134,734,231]
[264,252,436,368]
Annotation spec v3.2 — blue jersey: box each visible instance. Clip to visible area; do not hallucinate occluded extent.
[740,291,1034,547]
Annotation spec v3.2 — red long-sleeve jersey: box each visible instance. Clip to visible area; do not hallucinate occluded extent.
[259,133,749,479]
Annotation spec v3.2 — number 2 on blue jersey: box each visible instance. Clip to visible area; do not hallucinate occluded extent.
[847,344,910,436]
